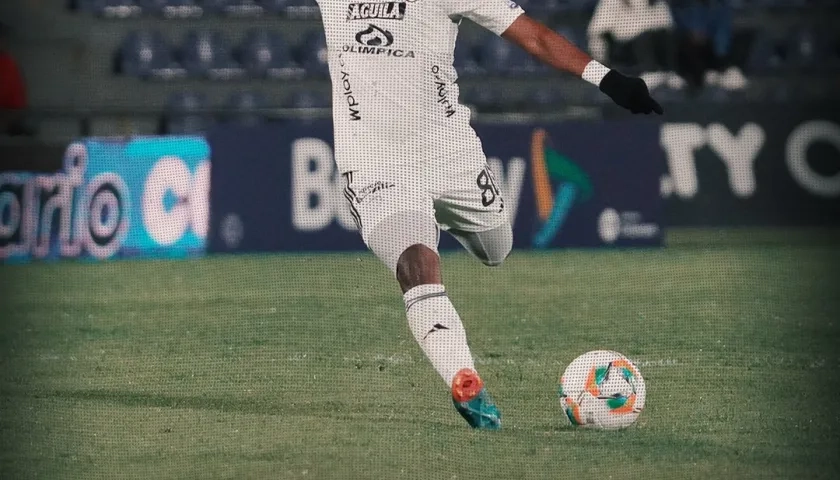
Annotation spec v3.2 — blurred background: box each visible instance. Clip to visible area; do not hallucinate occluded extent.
[0,0,837,138]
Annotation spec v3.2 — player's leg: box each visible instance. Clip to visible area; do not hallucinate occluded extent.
[448,221,513,268]
[346,172,501,429]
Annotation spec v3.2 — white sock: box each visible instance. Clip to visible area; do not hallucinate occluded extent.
[404,284,475,387]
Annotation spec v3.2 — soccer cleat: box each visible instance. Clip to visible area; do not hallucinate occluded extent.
[451,369,501,430]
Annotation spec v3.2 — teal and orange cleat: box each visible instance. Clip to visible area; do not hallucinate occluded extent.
[451,368,501,430]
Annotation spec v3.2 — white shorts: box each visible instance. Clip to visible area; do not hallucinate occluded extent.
[342,157,509,247]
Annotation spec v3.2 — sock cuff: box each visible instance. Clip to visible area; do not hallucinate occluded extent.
[404,284,446,311]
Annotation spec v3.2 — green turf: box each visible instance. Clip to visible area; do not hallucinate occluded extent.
[1,230,838,479]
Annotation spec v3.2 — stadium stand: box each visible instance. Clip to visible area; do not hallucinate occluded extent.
[0,0,837,139]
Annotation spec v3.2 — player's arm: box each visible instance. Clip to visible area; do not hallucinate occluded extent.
[500,15,663,115]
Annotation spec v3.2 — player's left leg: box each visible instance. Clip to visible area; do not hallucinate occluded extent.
[363,214,502,430]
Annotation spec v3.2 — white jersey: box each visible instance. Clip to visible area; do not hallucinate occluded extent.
[316,0,524,173]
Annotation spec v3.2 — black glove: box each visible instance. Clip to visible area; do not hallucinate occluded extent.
[599,70,664,115]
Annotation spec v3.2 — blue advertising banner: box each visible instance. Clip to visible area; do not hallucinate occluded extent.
[207,120,663,253]
[0,136,210,263]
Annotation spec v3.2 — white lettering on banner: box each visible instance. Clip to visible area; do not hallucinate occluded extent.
[706,123,764,198]
[142,156,210,246]
[659,123,764,199]
[292,138,334,232]
[291,138,357,232]
[191,162,211,238]
[487,157,526,223]
[659,123,706,199]
[786,121,840,198]
[84,172,131,259]
[0,142,130,260]
[598,208,659,244]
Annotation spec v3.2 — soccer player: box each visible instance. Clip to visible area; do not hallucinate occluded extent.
[317,0,662,429]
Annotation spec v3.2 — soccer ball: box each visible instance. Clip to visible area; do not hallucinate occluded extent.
[558,350,646,429]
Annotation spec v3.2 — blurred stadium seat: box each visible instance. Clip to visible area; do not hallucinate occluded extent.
[136,0,204,18]
[784,29,840,72]
[746,33,786,73]
[555,26,586,50]
[528,87,566,112]
[225,91,269,126]
[298,30,329,77]
[116,30,187,80]
[454,37,482,76]
[164,91,213,133]
[202,0,265,16]
[179,30,246,80]
[542,0,597,13]
[264,0,319,19]
[478,34,541,76]
[283,90,330,109]
[75,0,142,18]
[238,29,305,79]
[460,84,507,112]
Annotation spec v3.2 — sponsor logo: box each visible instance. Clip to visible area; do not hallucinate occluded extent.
[347,2,406,21]
[356,24,393,46]
[431,65,456,118]
[529,128,593,248]
[530,128,659,246]
[338,54,362,121]
[660,120,840,200]
[343,24,415,58]
[356,180,395,202]
[0,140,210,261]
[0,144,129,261]
[597,208,659,244]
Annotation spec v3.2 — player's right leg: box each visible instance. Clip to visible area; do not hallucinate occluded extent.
[344,170,501,430]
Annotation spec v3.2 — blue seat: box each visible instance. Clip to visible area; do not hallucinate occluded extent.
[283,90,330,109]
[76,0,142,18]
[695,85,731,103]
[238,29,305,79]
[117,30,186,80]
[478,34,539,76]
[785,29,840,72]
[258,0,294,13]
[746,34,786,73]
[165,92,213,134]
[454,37,482,76]
[136,0,203,18]
[203,0,265,16]
[527,87,566,111]
[460,84,501,112]
[555,26,585,50]
[263,0,319,19]
[298,30,330,77]
[225,91,269,126]
[179,30,246,80]
[541,0,596,13]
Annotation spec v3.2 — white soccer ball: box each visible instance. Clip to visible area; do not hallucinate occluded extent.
[558,350,646,429]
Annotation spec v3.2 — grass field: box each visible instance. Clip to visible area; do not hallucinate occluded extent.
[1,230,839,479]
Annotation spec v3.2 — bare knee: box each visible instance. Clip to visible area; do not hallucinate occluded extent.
[396,244,442,293]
